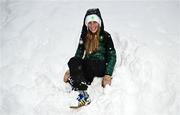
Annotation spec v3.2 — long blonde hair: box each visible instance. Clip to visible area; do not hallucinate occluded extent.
[85,28,100,54]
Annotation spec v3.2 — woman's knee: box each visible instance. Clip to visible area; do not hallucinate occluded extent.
[68,57,83,68]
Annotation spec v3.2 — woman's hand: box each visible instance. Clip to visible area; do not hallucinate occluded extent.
[102,75,112,88]
[63,70,70,83]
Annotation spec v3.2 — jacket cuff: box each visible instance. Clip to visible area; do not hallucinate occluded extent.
[105,71,112,76]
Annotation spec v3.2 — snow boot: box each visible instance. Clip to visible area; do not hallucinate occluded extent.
[70,91,91,108]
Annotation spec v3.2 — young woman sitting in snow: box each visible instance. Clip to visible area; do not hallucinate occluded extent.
[63,8,116,107]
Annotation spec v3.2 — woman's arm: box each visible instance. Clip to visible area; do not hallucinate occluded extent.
[75,38,85,59]
[105,33,116,76]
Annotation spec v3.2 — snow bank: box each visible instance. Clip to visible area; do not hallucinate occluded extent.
[0,1,179,115]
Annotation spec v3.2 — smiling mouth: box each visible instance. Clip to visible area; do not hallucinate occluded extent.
[91,27,97,32]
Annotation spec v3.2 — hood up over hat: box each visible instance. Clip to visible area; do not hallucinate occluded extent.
[80,8,105,39]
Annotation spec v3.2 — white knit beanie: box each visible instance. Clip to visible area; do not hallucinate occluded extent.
[85,14,101,27]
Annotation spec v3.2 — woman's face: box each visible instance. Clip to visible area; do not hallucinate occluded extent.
[88,21,99,33]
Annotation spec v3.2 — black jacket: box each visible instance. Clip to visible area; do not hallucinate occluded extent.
[75,8,116,76]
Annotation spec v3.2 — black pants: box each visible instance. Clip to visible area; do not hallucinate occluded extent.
[68,57,106,90]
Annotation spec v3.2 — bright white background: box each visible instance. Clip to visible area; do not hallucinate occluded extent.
[0,0,179,115]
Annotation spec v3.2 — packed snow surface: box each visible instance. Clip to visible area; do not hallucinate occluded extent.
[0,0,179,115]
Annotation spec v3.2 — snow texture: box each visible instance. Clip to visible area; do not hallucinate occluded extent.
[0,0,179,115]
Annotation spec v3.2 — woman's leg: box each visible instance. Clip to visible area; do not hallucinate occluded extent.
[68,57,87,90]
[83,59,106,84]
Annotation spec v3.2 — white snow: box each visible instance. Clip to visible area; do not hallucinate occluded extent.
[0,0,179,115]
